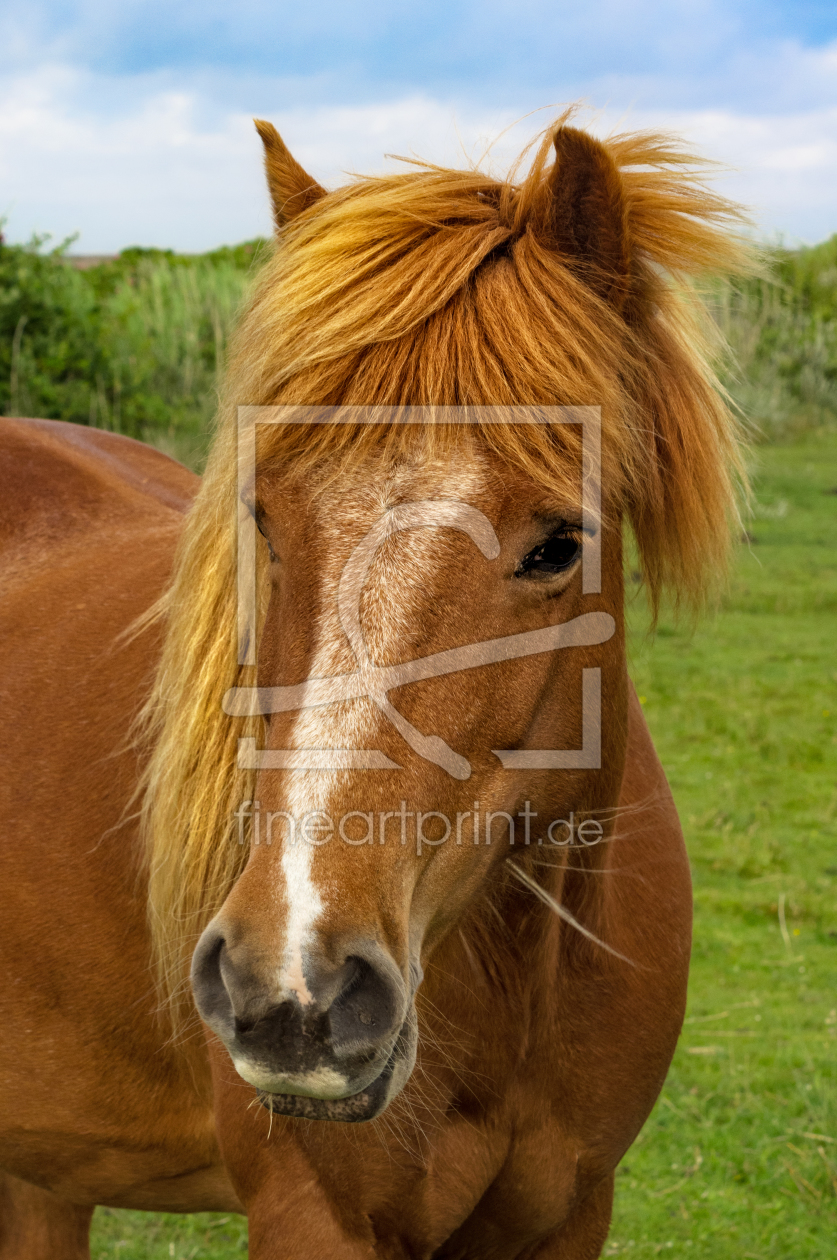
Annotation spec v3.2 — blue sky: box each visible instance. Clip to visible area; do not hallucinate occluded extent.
[2,0,836,249]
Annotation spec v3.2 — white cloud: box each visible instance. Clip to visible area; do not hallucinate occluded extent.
[0,67,269,250]
[594,104,837,243]
[1,64,835,251]
[0,70,525,251]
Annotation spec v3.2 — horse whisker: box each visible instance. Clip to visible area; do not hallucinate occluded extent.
[506,860,637,967]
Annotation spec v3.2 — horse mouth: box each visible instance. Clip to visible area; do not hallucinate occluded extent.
[256,1033,403,1123]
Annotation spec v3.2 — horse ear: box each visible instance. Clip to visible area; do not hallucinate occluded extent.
[540,126,631,312]
[254,119,325,228]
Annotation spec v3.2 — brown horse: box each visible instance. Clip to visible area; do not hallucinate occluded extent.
[0,114,750,1257]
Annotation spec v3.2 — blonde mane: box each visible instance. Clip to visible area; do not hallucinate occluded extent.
[139,112,754,1027]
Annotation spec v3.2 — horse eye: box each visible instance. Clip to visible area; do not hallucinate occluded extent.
[255,516,277,562]
[518,532,581,576]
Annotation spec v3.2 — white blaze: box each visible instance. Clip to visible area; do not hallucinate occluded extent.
[278,815,323,1007]
[275,633,370,1007]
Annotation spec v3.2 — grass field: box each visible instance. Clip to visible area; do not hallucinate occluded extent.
[608,432,837,1256]
[86,431,837,1257]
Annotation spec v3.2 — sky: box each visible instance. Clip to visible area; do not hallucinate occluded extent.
[1,0,836,252]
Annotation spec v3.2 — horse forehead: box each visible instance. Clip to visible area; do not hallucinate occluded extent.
[269,451,496,534]
[268,460,502,784]
[327,460,494,528]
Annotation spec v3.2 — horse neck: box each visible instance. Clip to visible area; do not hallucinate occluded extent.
[417,839,608,1080]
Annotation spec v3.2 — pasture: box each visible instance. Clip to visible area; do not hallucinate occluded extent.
[83,436,837,1256]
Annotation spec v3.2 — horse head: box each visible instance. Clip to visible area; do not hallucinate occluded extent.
[145,114,747,1125]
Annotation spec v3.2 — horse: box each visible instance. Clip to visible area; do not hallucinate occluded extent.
[0,112,751,1258]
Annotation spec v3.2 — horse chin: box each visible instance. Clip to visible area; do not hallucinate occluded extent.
[256,1014,417,1123]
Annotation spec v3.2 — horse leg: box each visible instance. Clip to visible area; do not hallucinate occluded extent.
[528,1174,614,1260]
[0,1172,93,1260]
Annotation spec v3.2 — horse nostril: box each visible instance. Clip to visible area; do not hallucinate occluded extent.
[335,955,365,1003]
[190,926,235,1033]
[328,953,400,1051]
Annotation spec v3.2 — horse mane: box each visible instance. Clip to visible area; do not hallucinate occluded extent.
[139,109,754,1027]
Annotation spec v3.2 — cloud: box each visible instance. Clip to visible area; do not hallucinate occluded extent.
[0,68,266,250]
[3,1,837,110]
[1,5,836,250]
[0,68,520,250]
[594,103,837,243]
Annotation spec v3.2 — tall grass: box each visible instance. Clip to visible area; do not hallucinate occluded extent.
[713,238,837,438]
[1,232,835,464]
[89,253,253,467]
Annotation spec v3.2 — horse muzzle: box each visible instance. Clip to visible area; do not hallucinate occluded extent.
[190,923,417,1121]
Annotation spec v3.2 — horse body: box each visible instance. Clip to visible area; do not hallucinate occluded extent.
[0,420,238,1225]
[0,113,750,1256]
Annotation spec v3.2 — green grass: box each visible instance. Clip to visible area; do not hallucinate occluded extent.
[92,1210,247,1259]
[608,431,837,1257]
[86,433,837,1257]
[714,272,837,439]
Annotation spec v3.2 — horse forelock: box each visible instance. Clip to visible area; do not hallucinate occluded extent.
[140,109,755,1030]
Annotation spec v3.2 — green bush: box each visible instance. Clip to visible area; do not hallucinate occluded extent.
[0,236,267,467]
[1,229,835,464]
[0,236,105,422]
